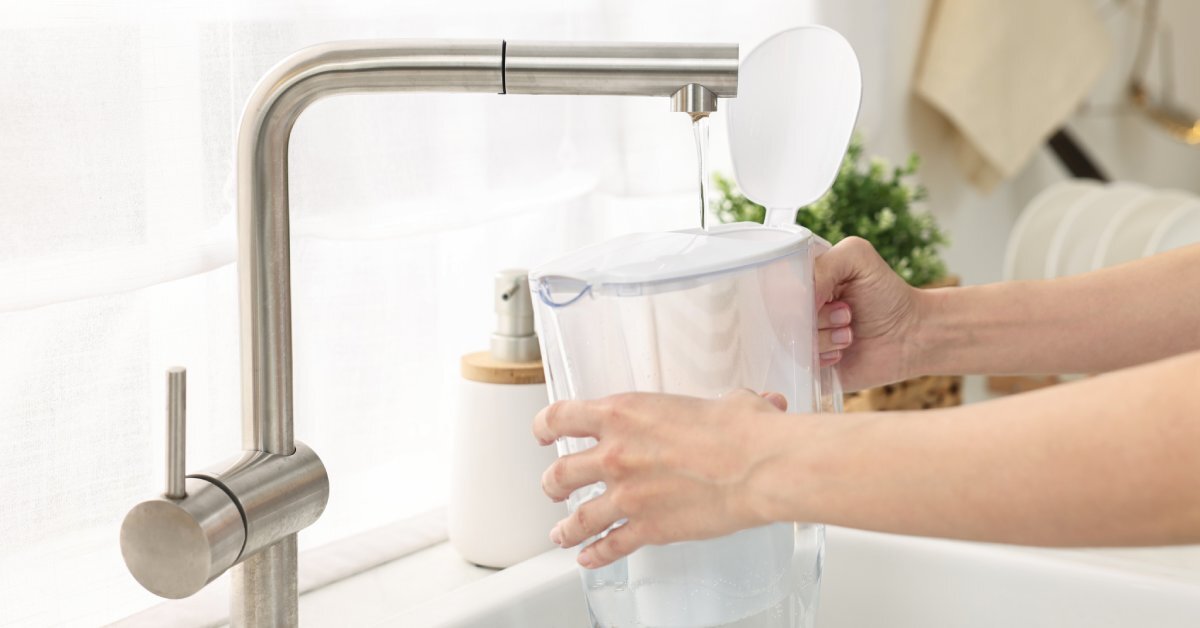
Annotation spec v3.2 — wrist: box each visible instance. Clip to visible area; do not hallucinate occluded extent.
[741,413,855,524]
[907,286,951,378]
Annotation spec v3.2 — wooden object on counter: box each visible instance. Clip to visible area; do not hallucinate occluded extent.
[460,351,545,386]
[918,274,961,290]
[844,374,963,412]
[986,374,1060,395]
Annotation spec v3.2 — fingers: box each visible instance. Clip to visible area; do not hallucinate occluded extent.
[541,449,604,502]
[760,391,788,411]
[577,520,648,569]
[820,350,843,367]
[819,325,853,354]
[532,399,609,444]
[550,494,625,550]
[818,301,852,329]
[818,302,852,359]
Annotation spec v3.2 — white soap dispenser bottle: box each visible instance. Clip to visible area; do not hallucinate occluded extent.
[449,269,563,568]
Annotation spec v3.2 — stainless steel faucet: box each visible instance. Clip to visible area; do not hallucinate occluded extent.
[120,38,737,627]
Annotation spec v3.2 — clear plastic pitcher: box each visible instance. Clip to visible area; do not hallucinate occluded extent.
[530,222,841,628]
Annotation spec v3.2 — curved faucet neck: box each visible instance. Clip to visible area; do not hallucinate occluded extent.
[235,38,736,457]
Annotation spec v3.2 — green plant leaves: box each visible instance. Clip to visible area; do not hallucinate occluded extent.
[714,137,948,287]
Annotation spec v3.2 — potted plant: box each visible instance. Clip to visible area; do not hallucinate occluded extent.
[713,137,961,411]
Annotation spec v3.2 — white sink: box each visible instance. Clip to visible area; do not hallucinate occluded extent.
[393,526,1200,627]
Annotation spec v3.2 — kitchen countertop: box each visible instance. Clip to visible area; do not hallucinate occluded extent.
[300,541,496,627]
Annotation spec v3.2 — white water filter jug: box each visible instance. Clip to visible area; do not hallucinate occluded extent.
[531,221,841,627]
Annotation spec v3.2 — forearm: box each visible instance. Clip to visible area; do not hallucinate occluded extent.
[913,244,1200,376]
[751,350,1200,546]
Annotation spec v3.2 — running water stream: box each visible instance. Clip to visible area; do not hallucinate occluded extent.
[692,113,712,230]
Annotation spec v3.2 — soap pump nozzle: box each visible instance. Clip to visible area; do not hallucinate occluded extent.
[491,268,540,363]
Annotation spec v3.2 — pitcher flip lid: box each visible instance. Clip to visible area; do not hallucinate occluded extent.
[530,222,814,304]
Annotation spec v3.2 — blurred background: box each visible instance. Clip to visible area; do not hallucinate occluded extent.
[1,0,1197,625]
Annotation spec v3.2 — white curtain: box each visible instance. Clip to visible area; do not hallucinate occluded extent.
[0,1,823,625]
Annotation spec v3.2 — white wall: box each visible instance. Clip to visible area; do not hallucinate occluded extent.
[817,0,1200,287]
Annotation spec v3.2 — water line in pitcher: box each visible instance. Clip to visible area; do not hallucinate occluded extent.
[692,113,712,230]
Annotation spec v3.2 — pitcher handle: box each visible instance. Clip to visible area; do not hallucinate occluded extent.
[811,235,844,413]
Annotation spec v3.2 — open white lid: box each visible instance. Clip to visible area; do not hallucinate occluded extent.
[530,222,813,304]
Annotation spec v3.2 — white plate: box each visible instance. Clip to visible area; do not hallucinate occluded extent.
[1092,190,1194,270]
[1004,180,1102,281]
[1046,183,1150,278]
[1145,198,1200,257]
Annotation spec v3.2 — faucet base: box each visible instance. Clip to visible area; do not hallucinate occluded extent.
[232,535,298,628]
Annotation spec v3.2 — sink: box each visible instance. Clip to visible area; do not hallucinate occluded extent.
[393,526,1200,627]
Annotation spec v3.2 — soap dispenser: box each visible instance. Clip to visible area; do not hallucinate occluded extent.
[448,269,563,568]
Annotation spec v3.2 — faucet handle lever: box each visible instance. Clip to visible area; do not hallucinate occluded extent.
[122,365,248,599]
[165,367,187,499]
[123,366,329,600]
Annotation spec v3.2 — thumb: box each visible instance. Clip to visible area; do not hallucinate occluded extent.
[814,236,873,305]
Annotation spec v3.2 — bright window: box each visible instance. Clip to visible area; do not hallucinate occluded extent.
[0,1,814,625]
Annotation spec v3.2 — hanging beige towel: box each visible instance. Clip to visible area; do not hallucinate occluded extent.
[915,0,1111,190]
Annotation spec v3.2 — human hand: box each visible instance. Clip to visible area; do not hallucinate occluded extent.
[816,237,924,391]
[532,389,789,569]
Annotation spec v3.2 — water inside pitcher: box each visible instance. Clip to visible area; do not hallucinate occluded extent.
[531,223,839,627]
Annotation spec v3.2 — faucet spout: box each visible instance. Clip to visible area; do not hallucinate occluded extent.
[672,83,720,118]
[228,38,737,627]
[236,38,737,458]
[502,40,737,99]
